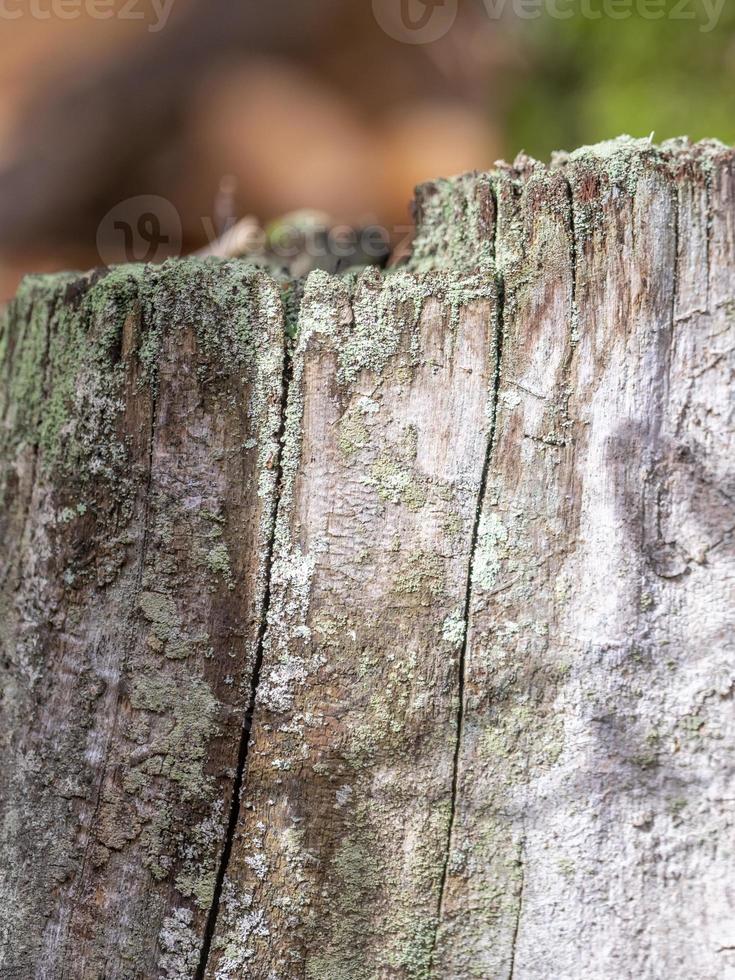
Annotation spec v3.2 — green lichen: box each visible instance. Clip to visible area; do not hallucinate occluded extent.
[409,171,496,274]
[129,672,219,801]
[140,806,174,881]
[393,550,446,602]
[368,453,427,511]
[295,266,495,388]
[472,513,510,591]
[176,800,224,912]
[451,515,473,547]
[338,411,370,458]
[441,609,466,646]
[0,268,143,500]
[407,136,733,274]
[203,542,234,589]
[138,591,192,660]
[305,835,384,980]
[0,276,68,457]
[158,907,201,980]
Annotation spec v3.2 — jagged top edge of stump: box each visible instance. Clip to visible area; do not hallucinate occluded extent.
[409,136,735,272]
[409,134,734,271]
[3,134,732,304]
[415,133,733,199]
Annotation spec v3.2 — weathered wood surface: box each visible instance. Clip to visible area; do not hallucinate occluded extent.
[427,143,735,980]
[1,137,734,980]
[205,269,498,979]
[0,263,286,978]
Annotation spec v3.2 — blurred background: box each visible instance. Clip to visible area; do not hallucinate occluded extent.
[0,0,733,299]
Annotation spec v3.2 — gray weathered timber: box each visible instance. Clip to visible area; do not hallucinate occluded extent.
[0,262,286,978]
[1,137,733,979]
[421,139,735,980]
[205,269,498,979]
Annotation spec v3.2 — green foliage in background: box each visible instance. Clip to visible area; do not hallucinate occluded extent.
[507,0,735,158]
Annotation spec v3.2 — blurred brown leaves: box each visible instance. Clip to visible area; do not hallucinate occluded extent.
[0,0,514,298]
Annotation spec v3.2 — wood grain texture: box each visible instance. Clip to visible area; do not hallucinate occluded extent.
[1,137,733,980]
[430,139,735,980]
[205,269,498,979]
[0,262,285,979]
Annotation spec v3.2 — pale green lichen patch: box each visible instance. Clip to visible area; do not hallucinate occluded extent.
[138,591,192,660]
[56,501,87,524]
[0,275,73,458]
[406,136,733,273]
[137,258,275,384]
[174,802,224,910]
[338,411,370,458]
[472,512,510,590]
[256,543,316,713]
[409,170,496,274]
[140,807,174,881]
[35,267,146,485]
[303,790,450,980]
[477,691,565,777]
[565,134,658,196]
[295,265,495,384]
[368,453,427,511]
[158,906,201,980]
[203,542,235,590]
[129,671,219,802]
[442,512,464,537]
[3,258,286,520]
[212,886,270,980]
[305,833,385,980]
[442,609,466,647]
[338,410,370,458]
[393,550,446,603]
[130,673,175,714]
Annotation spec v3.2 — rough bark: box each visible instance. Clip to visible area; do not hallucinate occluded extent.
[1,137,733,980]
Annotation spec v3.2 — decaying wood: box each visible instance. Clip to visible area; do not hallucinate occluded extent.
[1,137,733,979]
[205,270,498,979]
[0,263,286,977]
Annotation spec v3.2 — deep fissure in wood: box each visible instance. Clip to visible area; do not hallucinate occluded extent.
[429,186,506,969]
[194,332,294,980]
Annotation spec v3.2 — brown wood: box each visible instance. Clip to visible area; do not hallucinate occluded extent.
[1,137,733,979]
[0,262,285,978]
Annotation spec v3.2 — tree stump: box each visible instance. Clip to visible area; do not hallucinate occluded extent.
[1,137,733,980]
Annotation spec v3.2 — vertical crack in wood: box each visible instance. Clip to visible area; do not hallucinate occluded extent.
[560,175,579,433]
[705,166,713,315]
[194,325,293,980]
[507,738,531,980]
[507,834,526,980]
[428,187,505,972]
